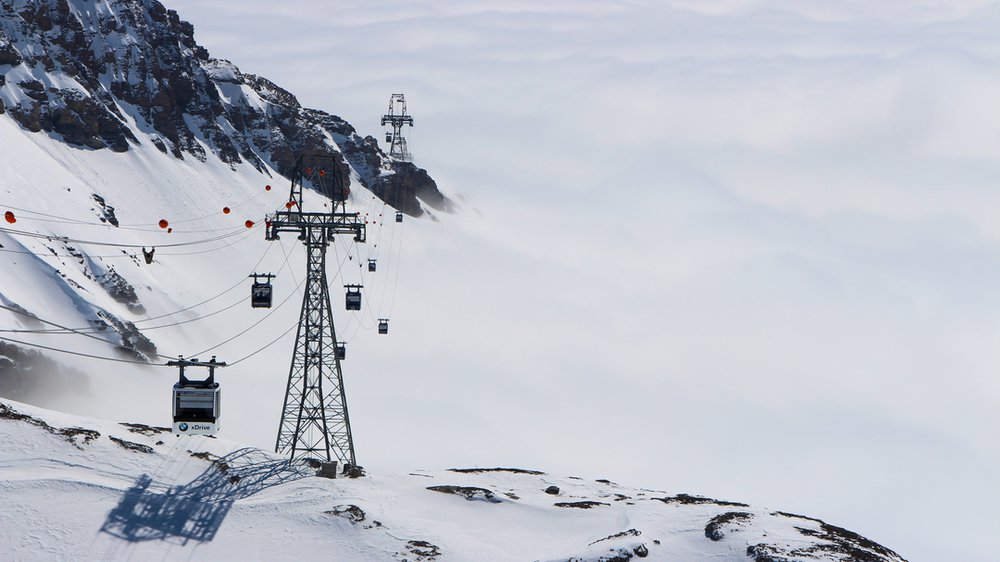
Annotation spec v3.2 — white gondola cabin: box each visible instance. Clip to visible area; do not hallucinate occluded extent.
[169,356,225,436]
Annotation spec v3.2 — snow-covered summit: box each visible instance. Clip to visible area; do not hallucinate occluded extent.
[0,0,451,215]
[0,397,907,561]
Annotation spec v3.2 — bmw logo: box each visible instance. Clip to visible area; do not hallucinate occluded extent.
[179,423,189,432]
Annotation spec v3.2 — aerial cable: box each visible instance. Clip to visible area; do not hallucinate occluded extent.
[0,223,254,249]
[0,203,101,226]
[2,184,272,230]
[351,237,380,328]
[375,215,404,319]
[226,320,298,366]
[331,237,373,331]
[131,239,278,323]
[376,217,401,318]
[0,303,174,361]
[0,246,138,259]
[152,225,260,256]
[0,294,249,334]
[188,271,305,357]
[117,184,274,228]
[0,335,163,366]
[0,232,281,333]
[1,242,298,358]
[65,225,254,248]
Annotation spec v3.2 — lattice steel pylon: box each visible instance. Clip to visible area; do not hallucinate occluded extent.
[266,155,365,467]
[381,93,414,161]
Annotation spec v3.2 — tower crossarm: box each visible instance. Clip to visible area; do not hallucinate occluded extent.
[266,211,366,242]
[381,114,414,126]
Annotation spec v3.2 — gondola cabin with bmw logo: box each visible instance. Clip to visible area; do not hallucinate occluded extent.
[168,356,225,436]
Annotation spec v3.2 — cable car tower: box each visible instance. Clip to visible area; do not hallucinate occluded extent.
[381,93,414,161]
[265,154,365,468]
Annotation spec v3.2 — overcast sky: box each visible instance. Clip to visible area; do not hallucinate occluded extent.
[164,1,1000,559]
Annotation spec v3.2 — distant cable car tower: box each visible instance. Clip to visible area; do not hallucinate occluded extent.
[381,93,414,161]
[265,154,366,469]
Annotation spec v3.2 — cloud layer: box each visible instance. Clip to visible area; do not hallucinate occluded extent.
[164,1,1000,558]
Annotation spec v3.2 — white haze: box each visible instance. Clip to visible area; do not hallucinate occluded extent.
[40,0,1000,559]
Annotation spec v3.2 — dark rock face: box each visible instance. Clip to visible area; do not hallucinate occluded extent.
[0,0,451,216]
[705,511,753,541]
[94,268,143,313]
[746,511,909,562]
[426,485,502,503]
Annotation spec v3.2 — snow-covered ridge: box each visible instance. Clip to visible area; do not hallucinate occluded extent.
[0,396,907,561]
[0,0,451,216]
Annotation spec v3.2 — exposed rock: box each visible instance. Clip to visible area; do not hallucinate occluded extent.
[109,436,154,454]
[119,422,170,436]
[545,485,560,495]
[94,310,156,361]
[589,528,641,546]
[426,485,502,503]
[326,504,365,523]
[343,464,365,478]
[653,493,750,508]
[0,35,22,65]
[705,511,753,541]
[91,194,119,226]
[753,511,907,562]
[94,268,143,312]
[448,467,545,475]
[405,539,441,560]
[0,0,452,216]
[554,500,609,509]
[0,401,99,448]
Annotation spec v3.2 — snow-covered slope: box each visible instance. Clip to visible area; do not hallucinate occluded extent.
[0,397,906,561]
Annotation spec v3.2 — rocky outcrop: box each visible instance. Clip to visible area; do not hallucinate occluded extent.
[0,0,451,216]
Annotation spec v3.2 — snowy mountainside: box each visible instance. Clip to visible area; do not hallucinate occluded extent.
[0,0,451,216]
[0,397,907,561]
[0,112,406,432]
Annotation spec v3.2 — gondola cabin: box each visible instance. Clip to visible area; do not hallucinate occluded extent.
[173,384,220,435]
[395,211,403,223]
[368,259,377,272]
[336,342,346,360]
[378,319,389,334]
[251,282,272,308]
[345,285,363,310]
[169,356,225,436]
[249,273,276,309]
[385,132,392,143]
